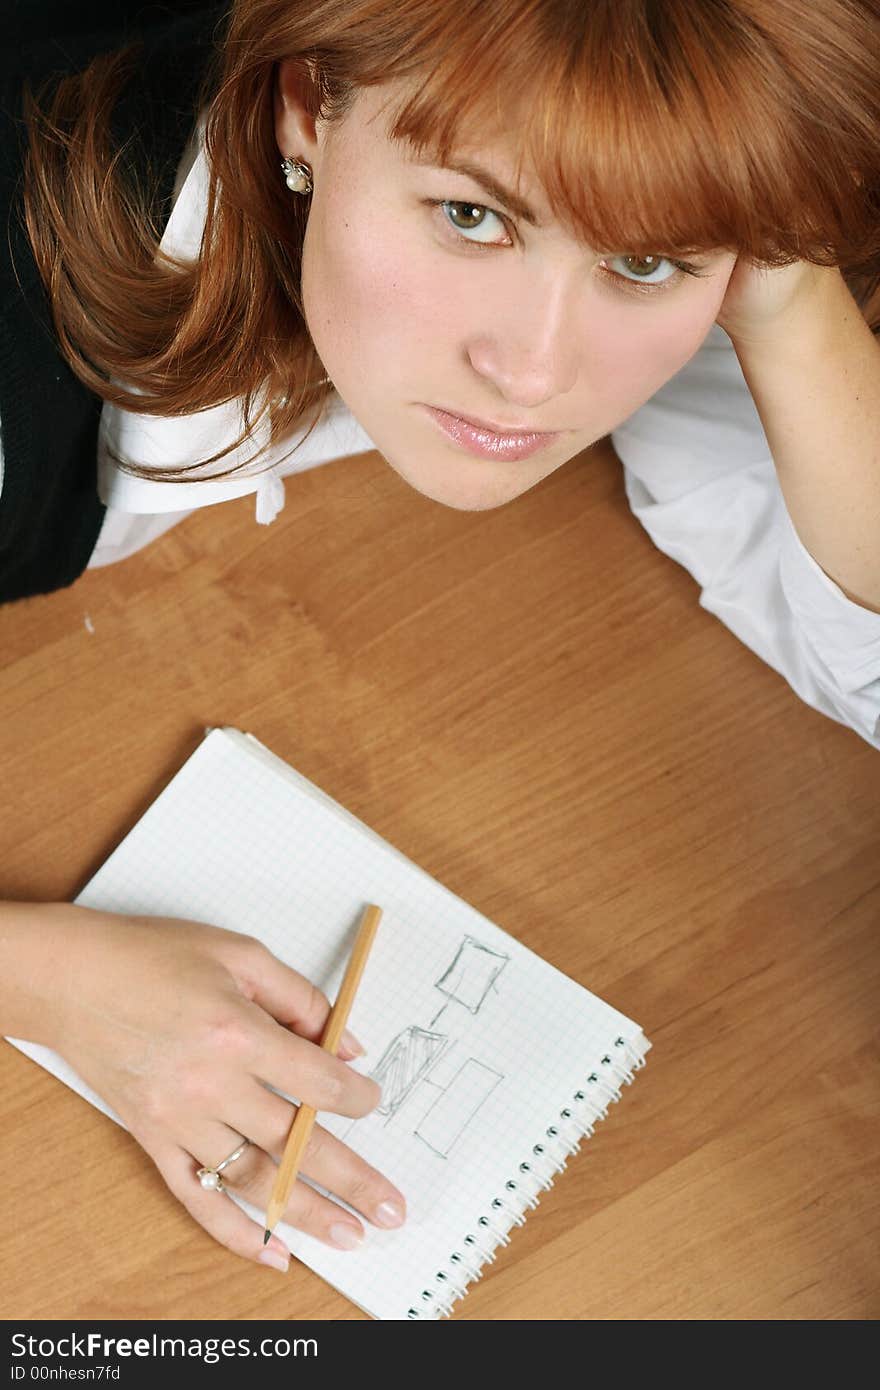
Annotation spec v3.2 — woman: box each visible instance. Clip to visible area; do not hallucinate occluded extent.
[1,0,878,1273]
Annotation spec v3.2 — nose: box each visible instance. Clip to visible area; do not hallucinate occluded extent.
[464,272,579,410]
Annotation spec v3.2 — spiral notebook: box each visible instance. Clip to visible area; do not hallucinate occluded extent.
[8,727,650,1320]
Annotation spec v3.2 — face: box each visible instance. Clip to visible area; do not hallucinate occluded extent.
[276,72,738,511]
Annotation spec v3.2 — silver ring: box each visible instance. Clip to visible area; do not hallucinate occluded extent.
[197,1138,250,1192]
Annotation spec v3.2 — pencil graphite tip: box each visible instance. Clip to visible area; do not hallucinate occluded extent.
[262,1228,271,1246]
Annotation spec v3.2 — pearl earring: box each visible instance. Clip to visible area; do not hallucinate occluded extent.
[280,156,313,194]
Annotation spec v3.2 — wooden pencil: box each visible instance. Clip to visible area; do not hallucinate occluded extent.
[263,902,383,1244]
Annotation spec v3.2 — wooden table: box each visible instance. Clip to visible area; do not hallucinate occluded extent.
[2,438,878,1321]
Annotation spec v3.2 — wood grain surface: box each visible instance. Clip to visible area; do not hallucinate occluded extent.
[1,438,877,1321]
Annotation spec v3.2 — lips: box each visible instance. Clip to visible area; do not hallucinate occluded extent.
[422,405,559,461]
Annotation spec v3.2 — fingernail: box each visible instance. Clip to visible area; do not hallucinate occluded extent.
[329,1222,364,1250]
[258,1240,290,1273]
[341,1028,365,1056]
[374,1199,405,1228]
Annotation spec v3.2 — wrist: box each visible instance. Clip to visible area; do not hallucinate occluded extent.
[727,265,854,368]
[726,262,880,611]
[0,901,90,1048]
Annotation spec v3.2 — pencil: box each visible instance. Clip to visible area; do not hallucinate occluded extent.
[263,902,383,1245]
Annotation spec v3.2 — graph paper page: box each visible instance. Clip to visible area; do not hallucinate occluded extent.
[8,727,648,1320]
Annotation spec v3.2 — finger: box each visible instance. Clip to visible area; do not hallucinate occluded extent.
[246,1003,381,1117]
[296,1121,407,1230]
[223,1079,406,1229]
[183,1124,368,1251]
[141,1132,292,1272]
[227,937,365,1056]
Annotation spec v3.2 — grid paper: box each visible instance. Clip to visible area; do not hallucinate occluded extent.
[8,727,649,1320]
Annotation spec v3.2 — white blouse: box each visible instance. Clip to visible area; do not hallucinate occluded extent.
[611,327,880,748]
[2,122,878,749]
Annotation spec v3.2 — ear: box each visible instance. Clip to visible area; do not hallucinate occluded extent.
[275,58,320,163]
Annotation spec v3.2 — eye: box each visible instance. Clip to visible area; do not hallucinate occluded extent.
[605,254,678,285]
[435,200,511,247]
[600,253,706,294]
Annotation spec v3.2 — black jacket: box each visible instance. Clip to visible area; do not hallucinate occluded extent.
[0,2,228,603]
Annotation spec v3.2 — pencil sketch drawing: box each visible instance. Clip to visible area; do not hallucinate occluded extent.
[414,1058,504,1157]
[371,1026,450,1117]
[341,934,510,1151]
[434,937,509,1013]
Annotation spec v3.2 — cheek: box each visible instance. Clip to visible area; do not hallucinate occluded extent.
[585,278,732,423]
[301,196,443,380]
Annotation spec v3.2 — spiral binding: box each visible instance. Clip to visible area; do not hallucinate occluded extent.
[406,1032,649,1320]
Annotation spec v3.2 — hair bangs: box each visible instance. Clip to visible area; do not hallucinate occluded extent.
[385,0,877,268]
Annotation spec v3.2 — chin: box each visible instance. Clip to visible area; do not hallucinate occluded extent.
[396,469,523,512]
[381,450,529,513]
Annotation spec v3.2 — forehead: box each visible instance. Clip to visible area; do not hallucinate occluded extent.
[357,78,517,152]
[350,79,545,211]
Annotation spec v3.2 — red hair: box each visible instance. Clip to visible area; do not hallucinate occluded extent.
[22,0,880,478]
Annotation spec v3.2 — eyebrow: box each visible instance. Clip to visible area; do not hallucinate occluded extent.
[409,154,544,228]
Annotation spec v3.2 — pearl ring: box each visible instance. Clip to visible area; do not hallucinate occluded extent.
[197,1138,250,1192]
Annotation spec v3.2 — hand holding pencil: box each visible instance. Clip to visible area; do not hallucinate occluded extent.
[264,903,385,1246]
[23,906,403,1275]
